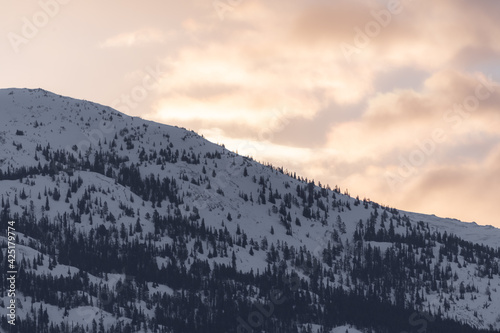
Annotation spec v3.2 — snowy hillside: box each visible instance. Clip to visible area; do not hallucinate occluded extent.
[1,88,500,333]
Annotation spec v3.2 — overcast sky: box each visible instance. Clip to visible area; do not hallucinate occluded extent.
[2,0,500,227]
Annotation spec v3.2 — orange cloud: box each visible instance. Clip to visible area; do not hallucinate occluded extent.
[99,28,169,48]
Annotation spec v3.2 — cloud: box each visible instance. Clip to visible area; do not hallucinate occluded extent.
[144,0,500,149]
[324,70,500,159]
[99,28,168,48]
[398,143,500,225]
[286,0,500,71]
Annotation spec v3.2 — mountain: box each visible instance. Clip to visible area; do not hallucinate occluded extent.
[0,88,499,333]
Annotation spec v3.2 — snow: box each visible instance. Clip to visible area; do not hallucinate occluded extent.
[404,211,500,248]
[331,325,364,333]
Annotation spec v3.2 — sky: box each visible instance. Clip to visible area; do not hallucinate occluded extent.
[1,0,500,228]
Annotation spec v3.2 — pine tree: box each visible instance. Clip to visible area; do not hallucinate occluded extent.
[52,187,60,201]
[135,218,142,233]
[232,251,237,269]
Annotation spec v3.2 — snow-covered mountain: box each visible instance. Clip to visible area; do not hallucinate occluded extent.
[0,88,499,333]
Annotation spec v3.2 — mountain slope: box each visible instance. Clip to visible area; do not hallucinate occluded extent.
[0,88,499,333]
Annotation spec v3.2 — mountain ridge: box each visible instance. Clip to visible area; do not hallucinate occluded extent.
[1,87,498,246]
